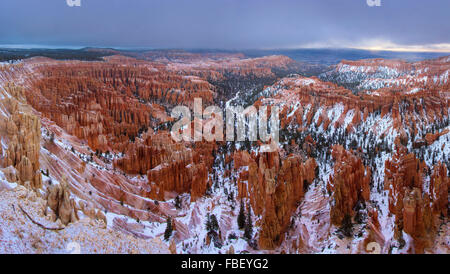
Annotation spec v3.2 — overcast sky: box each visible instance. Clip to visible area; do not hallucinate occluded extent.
[0,0,449,51]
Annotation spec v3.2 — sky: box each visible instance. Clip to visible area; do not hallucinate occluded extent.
[0,0,449,52]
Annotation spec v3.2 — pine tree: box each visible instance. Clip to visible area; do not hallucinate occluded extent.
[164,217,173,241]
[341,214,353,237]
[237,199,246,229]
[244,207,253,239]
[210,214,219,232]
[174,195,181,209]
[205,213,211,232]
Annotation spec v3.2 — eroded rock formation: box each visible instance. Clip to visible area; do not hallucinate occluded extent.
[328,145,371,226]
[0,83,42,189]
[233,149,317,249]
[384,143,447,252]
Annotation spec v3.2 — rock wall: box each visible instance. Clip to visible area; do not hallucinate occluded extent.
[0,83,42,189]
[429,162,449,217]
[328,145,371,226]
[233,150,317,249]
[384,143,447,252]
[256,55,450,138]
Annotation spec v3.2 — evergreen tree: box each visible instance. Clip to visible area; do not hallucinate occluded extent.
[174,195,181,209]
[244,207,253,239]
[341,214,353,237]
[206,213,219,233]
[164,217,173,241]
[237,199,246,229]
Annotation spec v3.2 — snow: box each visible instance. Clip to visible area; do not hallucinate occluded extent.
[1,52,449,254]
[0,185,169,254]
[407,88,421,94]
[286,101,301,118]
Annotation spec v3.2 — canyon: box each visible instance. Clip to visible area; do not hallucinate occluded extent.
[0,50,448,254]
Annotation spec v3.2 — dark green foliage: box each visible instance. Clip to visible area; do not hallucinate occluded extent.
[228,233,238,240]
[174,195,182,209]
[341,214,353,237]
[164,217,173,241]
[205,213,219,233]
[205,213,222,248]
[244,208,253,239]
[303,179,309,192]
[41,169,50,177]
[237,200,246,229]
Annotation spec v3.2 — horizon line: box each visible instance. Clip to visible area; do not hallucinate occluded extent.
[1,44,450,54]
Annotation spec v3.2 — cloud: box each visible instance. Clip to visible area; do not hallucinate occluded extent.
[0,0,448,50]
[290,39,450,53]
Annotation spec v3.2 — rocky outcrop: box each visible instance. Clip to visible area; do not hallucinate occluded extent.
[45,177,109,226]
[384,144,423,238]
[429,162,448,217]
[424,129,449,145]
[165,55,300,81]
[114,131,216,201]
[23,59,223,202]
[0,183,169,254]
[384,144,447,252]
[0,84,42,189]
[46,178,79,225]
[257,56,450,140]
[26,61,216,154]
[147,155,210,202]
[328,145,371,226]
[233,150,317,249]
[363,208,386,253]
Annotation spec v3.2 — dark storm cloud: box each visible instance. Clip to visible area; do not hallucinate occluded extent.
[0,0,448,49]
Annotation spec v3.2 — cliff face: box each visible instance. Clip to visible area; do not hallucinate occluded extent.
[0,83,42,190]
[27,62,214,152]
[21,59,218,203]
[250,56,449,253]
[233,150,316,249]
[328,145,371,226]
[321,56,450,93]
[429,162,449,218]
[252,56,449,146]
[166,55,300,81]
[384,143,448,253]
[144,135,215,201]
[22,56,299,204]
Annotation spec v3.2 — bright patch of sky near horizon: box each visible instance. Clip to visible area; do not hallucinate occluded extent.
[0,0,449,52]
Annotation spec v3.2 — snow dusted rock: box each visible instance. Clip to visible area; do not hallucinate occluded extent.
[0,186,169,254]
[0,166,19,183]
[45,178,78,225]
[384,143,447,253]
[0,172,17,192]
[320,56,450,94]
[362,208,386,253]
